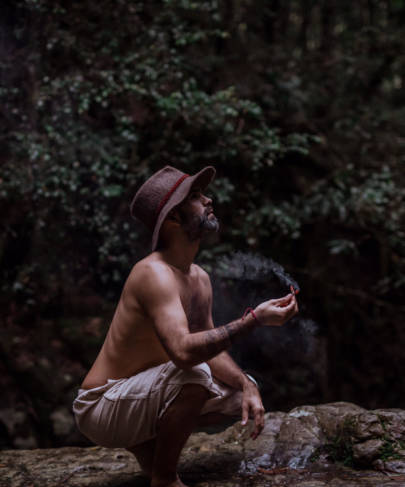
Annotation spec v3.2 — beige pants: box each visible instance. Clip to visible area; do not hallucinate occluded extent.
[72,361,244,448]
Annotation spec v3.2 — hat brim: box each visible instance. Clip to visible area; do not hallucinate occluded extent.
[151,166,216,251]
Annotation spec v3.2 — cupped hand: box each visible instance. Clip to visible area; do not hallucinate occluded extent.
[254,293,298,327]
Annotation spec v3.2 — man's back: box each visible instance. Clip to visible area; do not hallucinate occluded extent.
[81,252,210,389]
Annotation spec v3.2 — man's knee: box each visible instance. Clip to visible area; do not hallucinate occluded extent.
[179,383,210,402]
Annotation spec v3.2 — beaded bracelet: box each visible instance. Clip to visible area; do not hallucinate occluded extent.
[242,307,262,326]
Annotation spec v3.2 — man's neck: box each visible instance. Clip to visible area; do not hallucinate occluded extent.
[158,238,200,274]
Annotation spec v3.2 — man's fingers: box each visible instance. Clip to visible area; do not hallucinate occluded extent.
[287,296,299,318]
[251,407,265,440]
[241,403,249,426]
[270,294,292,306]
[279,297,296,317]
[272,298,298,326]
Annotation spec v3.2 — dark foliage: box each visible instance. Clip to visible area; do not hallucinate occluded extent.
[0,0,404,448]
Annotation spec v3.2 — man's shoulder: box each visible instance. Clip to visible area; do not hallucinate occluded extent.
[127,255,174,290]
[192,264,212,288]
[130,255,170,277]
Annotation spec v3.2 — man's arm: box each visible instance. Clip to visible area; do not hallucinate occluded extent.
[207,351,249,389]
[135,262,297,370]
[200,270,264,439]
[200,271,252,390]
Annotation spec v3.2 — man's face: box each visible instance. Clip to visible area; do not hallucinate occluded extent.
[177,186,219,241]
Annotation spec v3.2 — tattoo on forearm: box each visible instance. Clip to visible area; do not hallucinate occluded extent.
[202,326,231,356]
[191,317,255,359]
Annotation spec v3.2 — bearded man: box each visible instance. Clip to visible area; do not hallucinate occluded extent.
[73,166,298,487]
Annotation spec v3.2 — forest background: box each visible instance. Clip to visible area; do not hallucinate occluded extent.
[1,0,404,449]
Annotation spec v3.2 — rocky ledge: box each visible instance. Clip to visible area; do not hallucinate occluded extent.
[2,402,405,487]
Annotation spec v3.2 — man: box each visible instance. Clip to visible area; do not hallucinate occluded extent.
[73,166,298,487]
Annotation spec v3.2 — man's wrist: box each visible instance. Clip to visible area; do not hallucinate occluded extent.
[242,307,261,328]
[241,372,259,390]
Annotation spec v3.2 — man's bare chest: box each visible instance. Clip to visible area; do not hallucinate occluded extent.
[179,284,209,332]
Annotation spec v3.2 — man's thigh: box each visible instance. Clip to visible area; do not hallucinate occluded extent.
[73,361,224,448]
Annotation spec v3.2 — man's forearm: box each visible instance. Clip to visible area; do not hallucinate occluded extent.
[179,313,257,367]
[207,351,248,390]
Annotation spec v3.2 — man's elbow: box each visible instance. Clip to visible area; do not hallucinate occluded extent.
[171,350,198,370]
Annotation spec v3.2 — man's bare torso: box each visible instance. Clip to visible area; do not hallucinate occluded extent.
[81,252,210,389]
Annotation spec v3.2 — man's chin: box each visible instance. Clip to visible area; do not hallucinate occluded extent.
[182,214,219,241]
[202,218,220,234]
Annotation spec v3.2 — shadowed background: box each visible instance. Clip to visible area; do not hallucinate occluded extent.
[0,0,404,449]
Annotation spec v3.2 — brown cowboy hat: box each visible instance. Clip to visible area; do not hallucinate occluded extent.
[130,165,216,251]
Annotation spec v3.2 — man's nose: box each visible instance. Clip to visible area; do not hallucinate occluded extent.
[202,194,212,205]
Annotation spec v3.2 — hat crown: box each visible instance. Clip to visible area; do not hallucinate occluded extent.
[131,166,187,228]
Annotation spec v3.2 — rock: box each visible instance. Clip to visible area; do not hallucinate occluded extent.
[295,482,326,487]
[2,403,405,486]
[374,458,405,474]
[386,460,405,474]
[352,412,385,441]
[352,439,384,464]
[226,402,405,471]
[314,402,366,439]
[0,443,401,487]
[270,406,324,468]
[0,447,140,487]
[374,409,405,441]
[238,411,285,466]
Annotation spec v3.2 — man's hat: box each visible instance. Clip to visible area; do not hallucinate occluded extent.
[130,165,216,251]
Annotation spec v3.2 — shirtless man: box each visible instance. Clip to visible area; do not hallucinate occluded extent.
[73,165,298,487]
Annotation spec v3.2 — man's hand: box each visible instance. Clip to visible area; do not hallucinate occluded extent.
[241,379,265,440]
[254,292,298,327]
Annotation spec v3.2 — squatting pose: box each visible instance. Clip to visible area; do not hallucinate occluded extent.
[73,165,298,487]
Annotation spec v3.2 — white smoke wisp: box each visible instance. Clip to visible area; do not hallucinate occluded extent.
[217,251,300,292]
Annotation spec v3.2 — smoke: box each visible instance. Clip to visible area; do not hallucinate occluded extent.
[210,251,324,410]
[216,251,300,293]
[299,318,318,336]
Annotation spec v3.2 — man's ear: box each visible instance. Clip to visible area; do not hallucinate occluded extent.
[166,209,181,224]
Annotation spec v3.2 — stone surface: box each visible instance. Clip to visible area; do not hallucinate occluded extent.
[0,447,141,487]
[353,412,385,441]
[270,408,324,468]
[353,439,384,464]
[374,409,405,441]
[375,458,405,474]
[314,402,366,439]
[2,402,405,486]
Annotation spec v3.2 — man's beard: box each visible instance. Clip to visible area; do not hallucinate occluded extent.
[180,210,219,242]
